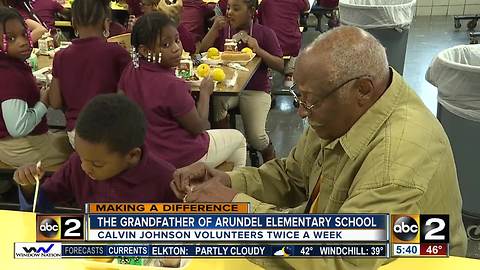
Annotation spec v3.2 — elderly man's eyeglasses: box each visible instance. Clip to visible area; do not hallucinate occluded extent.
[289,76,371,115]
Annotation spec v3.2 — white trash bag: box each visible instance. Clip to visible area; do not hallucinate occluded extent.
[426,45,480,122]
[339,0,416,30]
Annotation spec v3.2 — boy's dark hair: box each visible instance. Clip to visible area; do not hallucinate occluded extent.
[131,11,175,50]
[71,0,111,28]
[0,7,25,36]
[75,94,146,155]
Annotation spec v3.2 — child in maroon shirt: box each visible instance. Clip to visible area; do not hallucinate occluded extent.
[128,0,196,54]
[31,0,64,30]
[0,1,48,42]
[199,0,283,163]
[48,0,131,148]
[127,0,143,16]
[15,94,179,212]
[180,0,212,43]
[258,0,309,87]
[156,0,197,54]
[119,12,246,169]
[0,7,69,168]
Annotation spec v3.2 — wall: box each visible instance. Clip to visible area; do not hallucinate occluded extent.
[416,0,480,16]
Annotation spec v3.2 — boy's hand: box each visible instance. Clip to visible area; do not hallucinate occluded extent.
[13,163,45,187]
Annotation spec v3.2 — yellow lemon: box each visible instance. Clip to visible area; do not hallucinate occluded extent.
[241,47,253,58]
[196,64,210,78]
[207,47,220,59]
[211,68,226,82]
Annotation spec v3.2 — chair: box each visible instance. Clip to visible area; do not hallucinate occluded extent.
[107,33,131,51]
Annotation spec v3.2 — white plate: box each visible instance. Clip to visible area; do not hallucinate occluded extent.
[186,77,203,87]
[182,69,204,87]
[200,53,222,65]
[33,67,52,83]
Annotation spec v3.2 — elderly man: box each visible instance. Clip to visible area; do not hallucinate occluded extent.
[171,26,467,269]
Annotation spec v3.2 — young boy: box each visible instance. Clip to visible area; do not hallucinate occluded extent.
[14,94,178,212]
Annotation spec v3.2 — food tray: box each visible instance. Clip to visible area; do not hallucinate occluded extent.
[201,52,256,66]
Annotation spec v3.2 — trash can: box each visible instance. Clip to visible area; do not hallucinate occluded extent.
[426,44,480,245]
[339,0,416,75]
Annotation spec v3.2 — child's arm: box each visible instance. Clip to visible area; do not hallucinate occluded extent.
[247,36,284,73]
[195,76,214,123]
[1,87,49,138]
[14,163,53,212]
[48,78,63,109]
[198,15,227,53]
[14,155,76,211]
[176,77,214,135]
[25,19,47,43]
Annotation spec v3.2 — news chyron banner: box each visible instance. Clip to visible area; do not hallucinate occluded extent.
[13,203,448,259]
[391,214,450,257]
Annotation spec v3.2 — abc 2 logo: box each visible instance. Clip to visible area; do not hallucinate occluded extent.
[36,215,85,241]
[391,215,449,244]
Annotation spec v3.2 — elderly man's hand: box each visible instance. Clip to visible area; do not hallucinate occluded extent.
[183,179,238,203]
[170,163,231,201]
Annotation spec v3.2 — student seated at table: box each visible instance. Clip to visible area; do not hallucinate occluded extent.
[49,0,131,148]
[126,0,143,17]
[0,7,70,168]
[127,0,196,54]
[180,0,213,44]
[31,0,65,31]
[109,19,128,37]
[0,1,47,42]
[156,0,196,54]
[14,94,178,212]
[258,0,309,87]
[141,0,160,14]
[119,12,246,169]
[199,0,283,163]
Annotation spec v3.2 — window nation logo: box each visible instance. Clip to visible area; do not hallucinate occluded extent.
[14,243,62,259]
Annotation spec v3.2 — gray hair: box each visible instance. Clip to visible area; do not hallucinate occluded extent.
[304,26,389,87]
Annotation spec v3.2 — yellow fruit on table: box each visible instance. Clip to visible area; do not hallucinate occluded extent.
[241,47,253,58]
[207,47,220,59]
[211,68,226,82]
[196,64,210,78]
